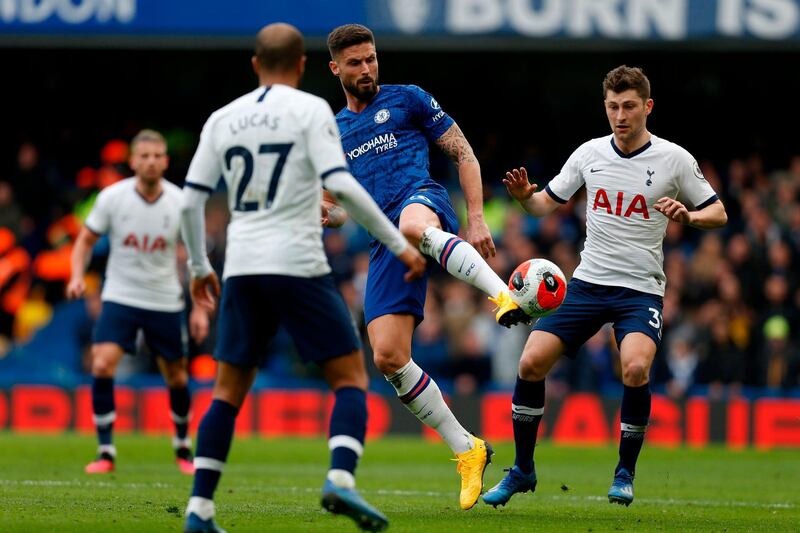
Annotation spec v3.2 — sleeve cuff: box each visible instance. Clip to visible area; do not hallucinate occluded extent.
[185,181,215,195]
[320,166,349,180]
[432,117,455,140]
[696,194,719,210]
[545,185,567,204]
[84,223,103,237]
[188,259,214,279]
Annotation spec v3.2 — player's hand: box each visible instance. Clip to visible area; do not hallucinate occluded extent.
[321,200,347,228]
[189,306,210,344]
[398,245,426,282]
[466,215,496,258]
[190,272,221,313]
[319,201,331,228]
[503,167,538,202]
[321,202,330,227]
[66,276,85,299]
[654,197,691,224]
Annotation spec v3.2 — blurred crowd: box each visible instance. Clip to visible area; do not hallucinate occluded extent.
[1,137,798,399]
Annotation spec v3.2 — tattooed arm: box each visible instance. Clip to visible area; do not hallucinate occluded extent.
[321,189,348,228]
[435,122,495,257]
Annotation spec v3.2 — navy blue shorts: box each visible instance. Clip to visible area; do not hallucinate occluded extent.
[533,278,664,357]
[215,273,361,368]
[364,188,459,325]
[94,301,186,361]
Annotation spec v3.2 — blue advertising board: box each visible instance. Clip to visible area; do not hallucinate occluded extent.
[1,0,799,42]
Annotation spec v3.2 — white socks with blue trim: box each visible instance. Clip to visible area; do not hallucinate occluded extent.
[386,359,473,454]
[419,227,506,297]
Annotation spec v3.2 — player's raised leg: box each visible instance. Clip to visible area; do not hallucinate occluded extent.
[401,203,527,328]
[85,342,125,474]
[184,362,256,533]
[319,350,388,532]
[369,314,492,510]
[157,356,194,475]
[484,331,562,507]
[608,332,655,506]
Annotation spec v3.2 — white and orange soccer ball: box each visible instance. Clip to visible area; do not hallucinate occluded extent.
[508,258,567,318]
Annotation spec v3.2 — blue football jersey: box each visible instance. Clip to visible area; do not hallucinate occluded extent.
[335,84,455,220]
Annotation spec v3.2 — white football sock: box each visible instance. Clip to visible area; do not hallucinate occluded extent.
[186,496,215,520]
[419,227,506,297]
[385,359,473,454]
[172,436,192,450]
[97,444,117,457]
[327,469,356,489]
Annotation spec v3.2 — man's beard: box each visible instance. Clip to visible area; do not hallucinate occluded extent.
[344,77,378,102]
[139,170,162,183]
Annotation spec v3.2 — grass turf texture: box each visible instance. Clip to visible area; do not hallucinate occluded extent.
[0,434,797,532]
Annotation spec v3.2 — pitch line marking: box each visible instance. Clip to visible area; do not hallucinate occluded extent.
[0,480,794,510]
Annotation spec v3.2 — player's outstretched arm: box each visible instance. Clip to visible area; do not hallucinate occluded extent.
[66,226,99,299]
[324,170,425,281]
[435,123,495,258]
[503,167,560,217]
[654,197,727,229]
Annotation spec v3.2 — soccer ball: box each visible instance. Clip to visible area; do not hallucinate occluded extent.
[508,258,567,318]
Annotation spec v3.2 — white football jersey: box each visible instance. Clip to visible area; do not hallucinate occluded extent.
[85,178,184,311]
[184,84,349,279]
[546,134,718,296]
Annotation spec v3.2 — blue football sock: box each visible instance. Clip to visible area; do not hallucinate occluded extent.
[92,377,115,448]
[616,384,650,475]
[512,377,544,475]
[328,387,367,483]
[169,386,191,441]
[191,399,238,499]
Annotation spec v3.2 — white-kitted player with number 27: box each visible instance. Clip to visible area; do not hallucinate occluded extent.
[179,22,424,533]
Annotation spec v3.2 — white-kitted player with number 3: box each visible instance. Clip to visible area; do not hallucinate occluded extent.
[483,66,728,510]
[180,22,424,533]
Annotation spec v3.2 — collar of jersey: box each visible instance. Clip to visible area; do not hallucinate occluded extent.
[610,137,652,159]
[135,187,163,205]
[342,86,383,116]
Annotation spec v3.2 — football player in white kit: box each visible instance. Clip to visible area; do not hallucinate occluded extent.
[180,23,425,533]
[484,66,727,508]
[67,129,209,475]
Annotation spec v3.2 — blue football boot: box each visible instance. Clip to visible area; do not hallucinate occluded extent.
[321,480,388,532]
[183,512,227,533]
[607,468,635,506]
[482,465,537,508]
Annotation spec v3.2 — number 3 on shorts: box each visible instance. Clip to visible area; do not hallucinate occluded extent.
[648,307,662,338]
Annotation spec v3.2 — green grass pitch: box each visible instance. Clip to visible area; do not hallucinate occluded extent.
[0,434,797,532]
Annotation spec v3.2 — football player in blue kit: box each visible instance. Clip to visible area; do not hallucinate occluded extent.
[327,24,528,510]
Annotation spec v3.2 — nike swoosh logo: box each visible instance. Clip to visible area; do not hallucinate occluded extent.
[458,257,467,273]
[590,168,602,173]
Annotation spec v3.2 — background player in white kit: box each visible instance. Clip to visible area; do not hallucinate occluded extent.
[483,66,728,508]
[180,23,425,533]
[67,129,209,475]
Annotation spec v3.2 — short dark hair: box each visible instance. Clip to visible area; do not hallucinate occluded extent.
[255,24,305,72]
[327,24,375,59]
[131,129,166,152]
[603,65,651,100]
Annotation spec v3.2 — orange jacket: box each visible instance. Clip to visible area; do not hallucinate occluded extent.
[0,229,31,314]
